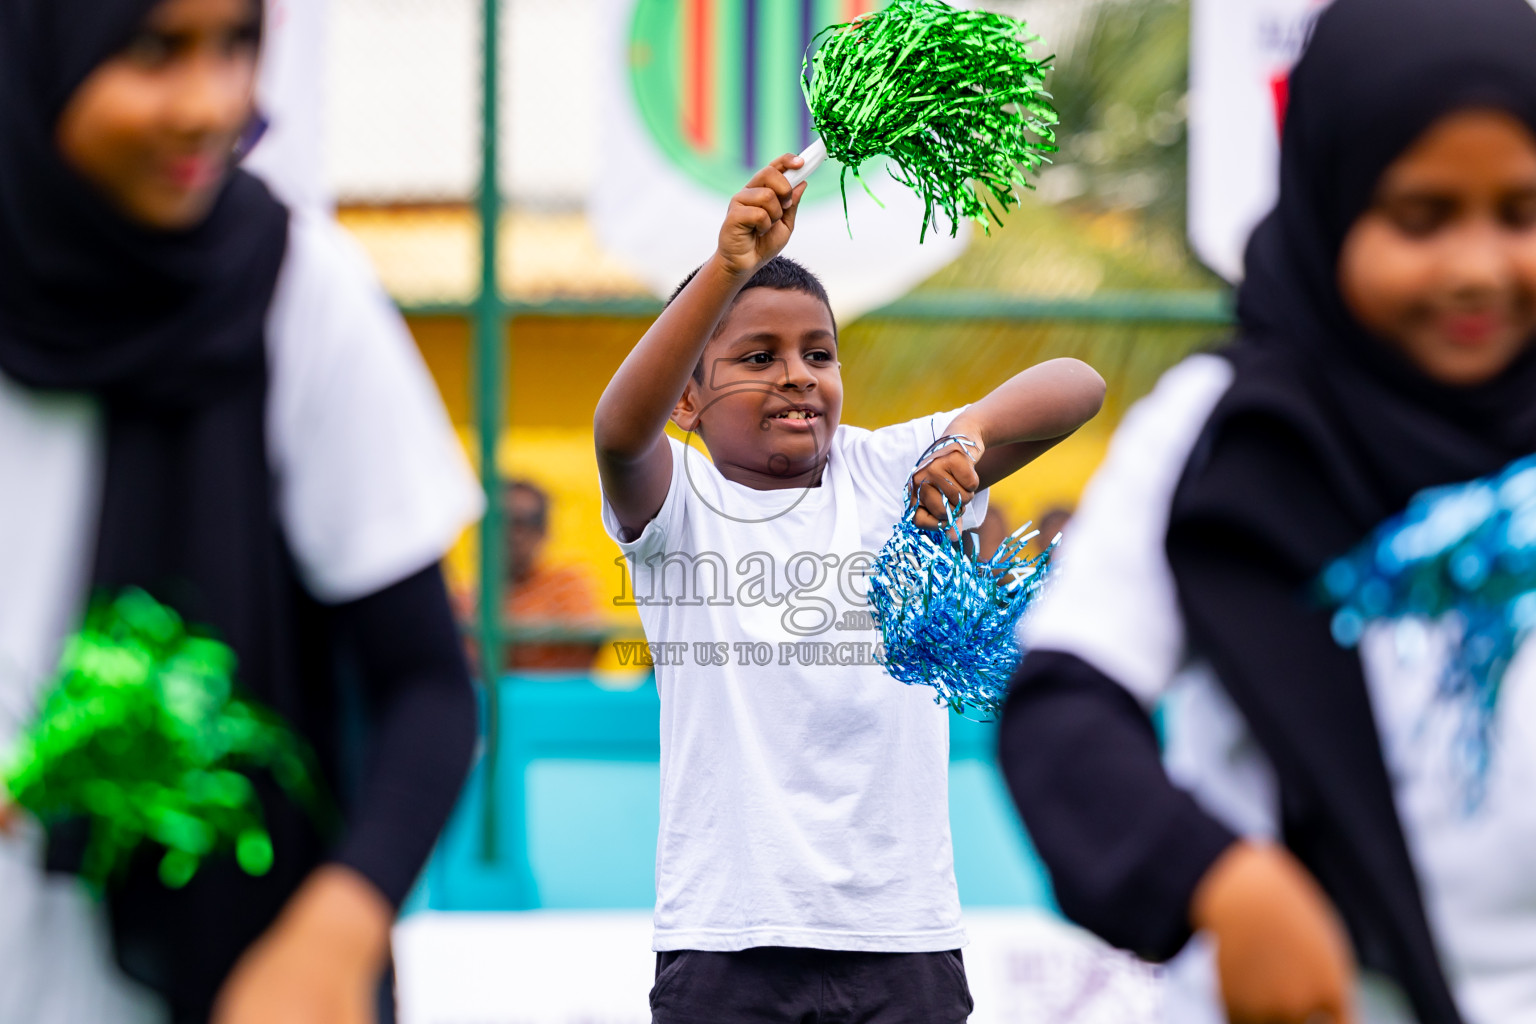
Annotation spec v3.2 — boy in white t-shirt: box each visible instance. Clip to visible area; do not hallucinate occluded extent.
[594,154,1106,1023]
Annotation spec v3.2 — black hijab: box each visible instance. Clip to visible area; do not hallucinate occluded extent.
[1234,0,1536,499]
[0,2,329,1015]
[1168,0,1536,1019]
[0,0,288,405]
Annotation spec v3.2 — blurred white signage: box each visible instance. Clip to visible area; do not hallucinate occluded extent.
[271,1,1072,210]
[1187,0,1332,282]
[246,0,332,212]
[394,909,1160,1024]
[590,0,969,320]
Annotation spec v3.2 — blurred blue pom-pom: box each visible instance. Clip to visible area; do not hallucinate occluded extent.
[869,504,1055,719]
[1319,453,1536,799]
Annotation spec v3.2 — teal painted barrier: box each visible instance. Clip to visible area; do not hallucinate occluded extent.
[413,676,1056,913]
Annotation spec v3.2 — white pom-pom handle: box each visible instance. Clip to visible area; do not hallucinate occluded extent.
[784,137,829,188]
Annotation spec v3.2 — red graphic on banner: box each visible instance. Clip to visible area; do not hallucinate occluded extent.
[1270,72,1291,133]
[683,0,715,150]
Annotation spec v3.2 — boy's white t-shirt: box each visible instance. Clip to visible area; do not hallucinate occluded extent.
[601,411,988,953]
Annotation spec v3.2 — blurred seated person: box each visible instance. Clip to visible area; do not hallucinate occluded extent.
[976,502,1013,561]
[501,479,605,671]
[1033,505,1074,557]
[975,502,1074,562]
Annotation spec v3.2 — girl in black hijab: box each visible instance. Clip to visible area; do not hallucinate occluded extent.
[1001,0,1536,1021]
[0,0,483,1021]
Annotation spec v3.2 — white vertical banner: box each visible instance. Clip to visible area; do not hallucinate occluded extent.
[246,0,333,213]
[590,0,969,321]
[1187,0,1331,282]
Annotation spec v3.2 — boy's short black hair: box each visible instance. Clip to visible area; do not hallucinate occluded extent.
[668,256,837,383]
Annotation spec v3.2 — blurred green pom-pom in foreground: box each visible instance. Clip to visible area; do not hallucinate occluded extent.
[1,589,324,890]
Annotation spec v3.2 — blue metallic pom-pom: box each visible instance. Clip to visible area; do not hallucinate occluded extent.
[869,504,1055,719]
[1319,453,1536,800]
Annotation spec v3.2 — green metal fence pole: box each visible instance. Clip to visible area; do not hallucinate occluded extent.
[475,0,506,866]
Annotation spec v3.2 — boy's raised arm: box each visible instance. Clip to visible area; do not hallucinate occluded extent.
[908,358,1107,531]
[955,357,1107,486]
[594,156,807,538]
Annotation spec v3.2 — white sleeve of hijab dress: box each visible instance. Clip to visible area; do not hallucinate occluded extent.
[265,213,485,604]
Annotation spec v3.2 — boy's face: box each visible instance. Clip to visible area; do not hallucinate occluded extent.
[671,287,843,489]
[1339,108,1536,387]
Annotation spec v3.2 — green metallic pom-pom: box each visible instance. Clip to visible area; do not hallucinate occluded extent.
[802,0,1058,240]
[1,590,326,889]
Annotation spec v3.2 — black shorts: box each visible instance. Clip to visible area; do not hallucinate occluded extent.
[649,946,973,1024]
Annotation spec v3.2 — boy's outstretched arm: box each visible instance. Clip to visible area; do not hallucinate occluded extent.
[910,358,1106,531]
[594,155,807,538]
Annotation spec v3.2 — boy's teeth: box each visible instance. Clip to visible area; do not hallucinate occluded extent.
[777,410,815,419]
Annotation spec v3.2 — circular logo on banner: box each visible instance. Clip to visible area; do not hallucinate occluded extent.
[627,0,885,199]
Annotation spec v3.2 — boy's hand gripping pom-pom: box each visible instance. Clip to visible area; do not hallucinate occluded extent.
[787,0,1058,240]
[870,446,1057,718]
[907,433,983,534]
[0,589,329,890]
[717,155,808,279]
[1318,453,1536,804]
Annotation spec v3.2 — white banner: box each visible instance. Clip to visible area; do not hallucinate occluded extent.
[246,0,332,212]
[1187,0,1331,281]
[590,0,969,320]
